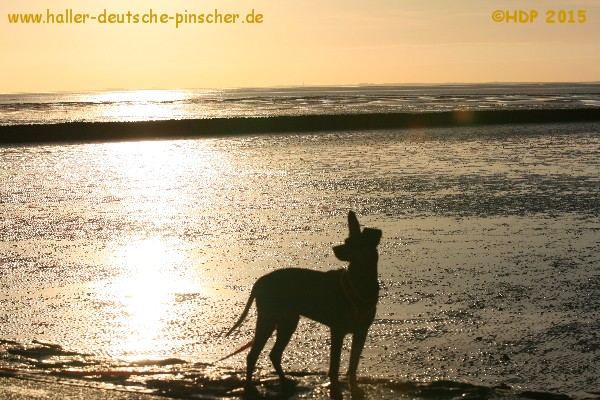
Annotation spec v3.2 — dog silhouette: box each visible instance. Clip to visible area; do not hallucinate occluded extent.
[226,211,382,398]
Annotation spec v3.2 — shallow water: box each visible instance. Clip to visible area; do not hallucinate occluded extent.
[1,123,599,399]
[2,83,599,125]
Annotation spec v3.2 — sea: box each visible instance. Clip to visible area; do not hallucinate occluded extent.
[0,83,599,399]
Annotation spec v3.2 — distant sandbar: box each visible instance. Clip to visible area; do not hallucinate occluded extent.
[1,109,599,144]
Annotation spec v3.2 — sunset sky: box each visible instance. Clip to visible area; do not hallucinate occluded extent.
[2,0,599,93]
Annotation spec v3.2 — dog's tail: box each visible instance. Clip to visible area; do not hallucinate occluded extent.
[225,289,256,337]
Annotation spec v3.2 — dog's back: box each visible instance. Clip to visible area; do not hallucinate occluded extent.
[253,268,356,329]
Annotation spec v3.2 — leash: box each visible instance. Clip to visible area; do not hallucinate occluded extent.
[216,339,254,362]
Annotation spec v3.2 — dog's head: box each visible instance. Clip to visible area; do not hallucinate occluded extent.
[333,211,382,262]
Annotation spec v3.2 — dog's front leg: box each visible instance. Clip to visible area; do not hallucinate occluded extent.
[347,327,369,398]
[328,328,345,396]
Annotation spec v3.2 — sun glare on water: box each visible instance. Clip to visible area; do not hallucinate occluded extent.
[101,236,200,357]
[101,138,228,224]
[89,90,189,121]
[86,138,232,358]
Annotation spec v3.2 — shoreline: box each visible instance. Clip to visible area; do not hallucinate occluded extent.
[0,108,599,144]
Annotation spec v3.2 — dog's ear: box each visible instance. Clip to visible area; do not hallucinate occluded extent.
[348,211,361,238]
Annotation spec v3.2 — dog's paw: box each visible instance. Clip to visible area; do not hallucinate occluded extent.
[243,382,262,399]
[280,376,298,387]
[324,381,344,400]
[350,385,365,400]
[278,376,298,393]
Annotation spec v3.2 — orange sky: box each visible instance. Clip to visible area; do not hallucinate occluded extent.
[1,0,599,93]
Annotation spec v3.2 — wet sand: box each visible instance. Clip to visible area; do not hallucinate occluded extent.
[1,124,598,399]
[0,372,581,400]
[0,376,164,400]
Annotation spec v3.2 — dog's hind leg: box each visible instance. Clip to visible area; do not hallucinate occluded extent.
[269,315,299,387]
[246,314,276,388]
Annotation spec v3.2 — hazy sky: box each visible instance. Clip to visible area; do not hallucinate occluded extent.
[2,0,599,93]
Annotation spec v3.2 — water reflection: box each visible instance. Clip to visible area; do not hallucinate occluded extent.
[98,139,231,236]
[89,90,189,122]
[87,139,234,357]
[102,236,200,357]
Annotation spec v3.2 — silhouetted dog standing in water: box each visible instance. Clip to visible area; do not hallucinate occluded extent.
[226,211,382,398]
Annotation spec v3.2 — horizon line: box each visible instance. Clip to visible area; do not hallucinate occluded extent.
[2,81,600,96]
